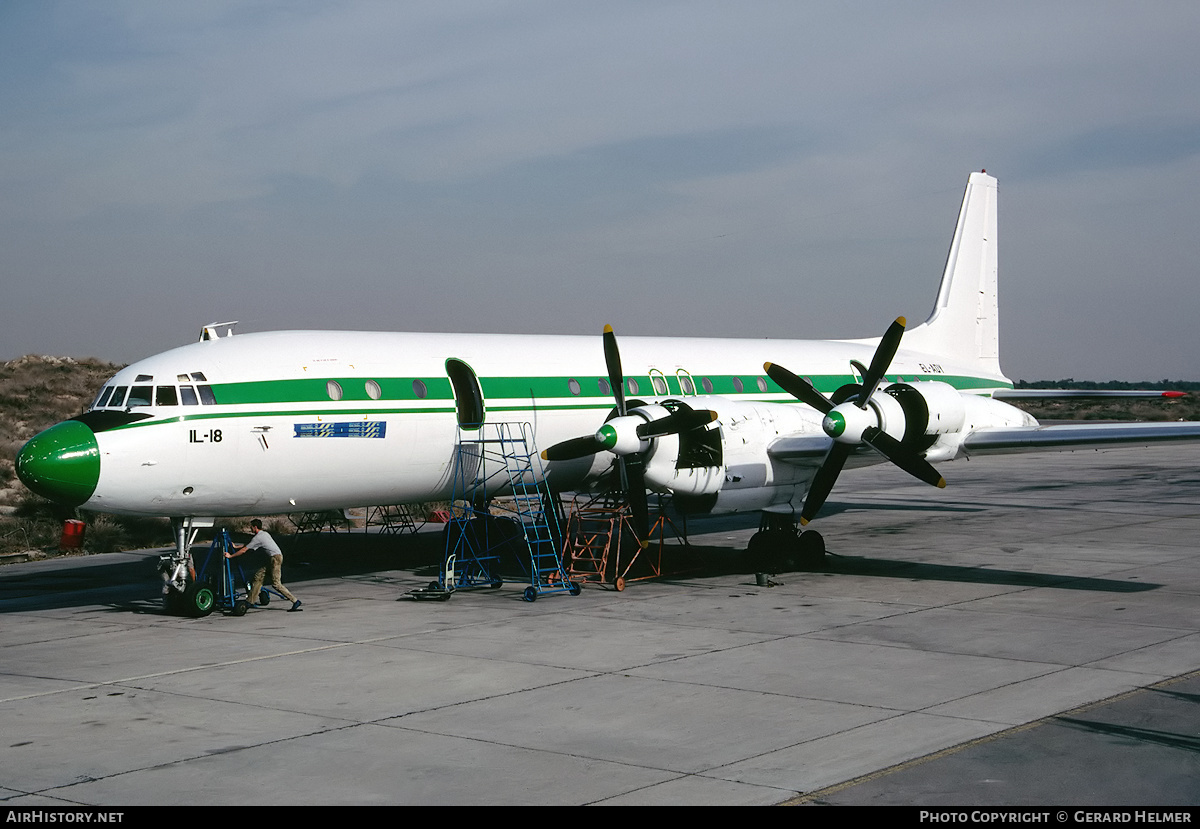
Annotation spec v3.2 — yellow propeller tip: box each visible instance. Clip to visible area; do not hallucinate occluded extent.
[799,516,810,526]
[603,324,614,334]
[936,478,946,488]
[896,316,907,326]
[763,361,773,371]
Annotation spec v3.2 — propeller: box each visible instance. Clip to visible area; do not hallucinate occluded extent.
[541,325,718,541]
[765,316,945,524]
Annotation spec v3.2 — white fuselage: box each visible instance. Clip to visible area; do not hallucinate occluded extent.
[73,328,1024,517]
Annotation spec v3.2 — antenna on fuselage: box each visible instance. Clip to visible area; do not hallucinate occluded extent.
[199,321,239,341]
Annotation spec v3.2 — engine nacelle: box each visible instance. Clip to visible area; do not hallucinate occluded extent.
[631,402,725,497]
[661,397,823,513]
[623,398,817,502]
[882,380,966,442]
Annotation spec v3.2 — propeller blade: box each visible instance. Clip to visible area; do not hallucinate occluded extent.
[800,442,851,525]
[603,324,627,418]
[541,435,606,462]
[765,362,833,414]
[861,427,946,488]
[856,316,905,406]
[622,456,650,543]
[636,409,718,439]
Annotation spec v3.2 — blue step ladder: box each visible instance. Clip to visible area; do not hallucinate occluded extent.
[443,422,579,602]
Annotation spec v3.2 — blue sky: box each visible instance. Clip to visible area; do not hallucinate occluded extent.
[2,2,1198,380]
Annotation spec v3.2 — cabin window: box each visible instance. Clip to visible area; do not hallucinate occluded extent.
[567,379,581,396]
[701,377,714,394]
[179,386,199,406]
[679,374,695,395]
[156,386,179,406]
[756,377,768,393]
[365,380,382,400]
[627,378,639,395]
[732,377,744,393]
[327,380,343,401]
[598,378,610,395]
[651,376,667,395]
[412,379,428,399]
[128,386,153,407]
[109,386,128,408]
[197,385,217,405]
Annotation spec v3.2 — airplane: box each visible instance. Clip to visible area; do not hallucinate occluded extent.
[15,171,1200,608]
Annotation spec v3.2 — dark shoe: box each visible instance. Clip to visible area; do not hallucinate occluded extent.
[288,600,303,612]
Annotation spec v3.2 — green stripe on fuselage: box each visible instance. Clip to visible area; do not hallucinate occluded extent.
[102,372,1011,430]
[206,373,1009,406]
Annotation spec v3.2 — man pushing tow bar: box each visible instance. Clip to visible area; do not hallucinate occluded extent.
[225,519,303,612]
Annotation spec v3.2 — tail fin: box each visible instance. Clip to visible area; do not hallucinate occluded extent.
[904,171,1004,379]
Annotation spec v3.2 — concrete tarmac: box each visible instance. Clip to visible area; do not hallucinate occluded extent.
[1,445,1198,806]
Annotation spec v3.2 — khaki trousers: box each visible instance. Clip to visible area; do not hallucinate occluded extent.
[249,555,297,604]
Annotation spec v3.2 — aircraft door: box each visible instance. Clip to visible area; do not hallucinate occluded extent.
[445,358,485,430]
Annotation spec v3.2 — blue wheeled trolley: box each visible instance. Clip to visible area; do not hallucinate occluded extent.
[192,529,289,616]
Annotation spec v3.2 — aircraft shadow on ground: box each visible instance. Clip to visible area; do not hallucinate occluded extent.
[671,541,1160,593]
[0,532,446,614]
[1,519,1160,615]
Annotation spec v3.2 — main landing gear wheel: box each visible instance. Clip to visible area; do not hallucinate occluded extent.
[746,528,825,572]
[184,584,215,618]
[163,589,185,615]
[796,530,826,567]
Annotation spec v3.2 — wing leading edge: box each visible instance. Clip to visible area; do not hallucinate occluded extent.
[962,421,1200,455]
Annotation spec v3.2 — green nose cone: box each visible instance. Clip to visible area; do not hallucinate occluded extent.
[597,423,618,450]
[823,411,846,438]
[16,420,100,506]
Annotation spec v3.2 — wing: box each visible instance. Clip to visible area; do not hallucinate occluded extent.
[765,435,833,467]
[994,389,1187,399]
[963,421,1200,455]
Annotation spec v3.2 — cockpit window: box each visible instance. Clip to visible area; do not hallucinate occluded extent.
[128,386,153,407]
[197,385,217,405]
[179,386,199,405]
[191,372,207,381]
[93,386,114,409]
[156,386,179,406]
[109,386,129,408]
[135,374,153,382]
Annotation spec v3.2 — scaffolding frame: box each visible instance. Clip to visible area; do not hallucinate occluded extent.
[441,422,578,602]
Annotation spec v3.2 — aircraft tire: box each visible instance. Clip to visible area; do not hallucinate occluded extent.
[797,530,826,568]
[184,584,215,618]
[163,589,185,616]
[745,529,791,573]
